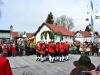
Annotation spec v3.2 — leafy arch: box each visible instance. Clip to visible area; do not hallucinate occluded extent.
[41,31,63,42]
[54,31,63,41]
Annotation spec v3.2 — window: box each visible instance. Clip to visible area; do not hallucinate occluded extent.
[55,35,57,40]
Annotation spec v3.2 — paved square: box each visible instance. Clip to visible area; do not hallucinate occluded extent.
[7,55,100,75]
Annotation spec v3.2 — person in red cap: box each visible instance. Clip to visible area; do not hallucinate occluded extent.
[0,44,13,75]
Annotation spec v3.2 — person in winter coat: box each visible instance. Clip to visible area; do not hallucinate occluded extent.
[25,43,30,56]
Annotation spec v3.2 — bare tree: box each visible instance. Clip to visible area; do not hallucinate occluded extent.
[55,17,61,26]
[66,17,74,30]
[55,15,74,30]
[0,0,4,18]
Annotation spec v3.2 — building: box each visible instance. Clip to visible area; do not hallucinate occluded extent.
[12,31,34,43]
[74,30,100,43]
[0,30,11,42]
[0,25,35,44]
[34,22,74,43]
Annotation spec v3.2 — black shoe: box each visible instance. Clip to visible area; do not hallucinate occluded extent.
[62,60,64,62]
[38,59,41,61]
[52,61,55,63]
[41,61,44,63]
[67,59,69,61]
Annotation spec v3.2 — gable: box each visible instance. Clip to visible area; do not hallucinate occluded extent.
[26,33,33,38]
[12,32,18,37]
[34,22,74,36]
[75,31,91,37]
[75,32,84,37]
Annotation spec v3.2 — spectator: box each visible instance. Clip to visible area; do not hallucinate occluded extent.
[70,56,95,75]
[7,44,12,57]
[0,46,13,75]
[3,44,8,57]
[12,44,17,57]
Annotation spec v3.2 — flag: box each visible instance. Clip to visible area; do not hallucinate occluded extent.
[86,18,89,21]
[91,16,94,26]
[95,15,100,19]
[90,0,93,11]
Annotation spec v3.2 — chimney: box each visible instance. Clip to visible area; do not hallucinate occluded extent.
[55,23,57,25]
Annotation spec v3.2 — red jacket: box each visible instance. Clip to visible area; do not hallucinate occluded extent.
[3,46,8,54]
[48,43,55,53]
[0,56,13,75]
[40,44,45,54]
[55,44,59,52]
[59,44,64,53]
[63,43,70,52]
[12,46,16,53]
[36,44,40,52]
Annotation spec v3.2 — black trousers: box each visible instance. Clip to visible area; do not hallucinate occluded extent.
[59,52,64,57]
[55,52,60,56]
[64,52,69,56]
[8,50,12,57]
[49,52,55,57]
[36,52,40,57]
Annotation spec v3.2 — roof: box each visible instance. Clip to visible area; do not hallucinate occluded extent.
[26,33,33,38]
[75,31,91,37]
[72,32,76,35]
[74,31,100,37]
[34,22,74,36]
[0,30,10,33]
[12,32,18,37]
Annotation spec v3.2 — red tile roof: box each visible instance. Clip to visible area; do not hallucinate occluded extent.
[75,31,91,37]
[74,31,100,37]
[12,32,18,37]
[26,33,33,38]
[34,22,74,36]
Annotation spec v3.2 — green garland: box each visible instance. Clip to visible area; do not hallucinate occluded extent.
[40,31,63,42]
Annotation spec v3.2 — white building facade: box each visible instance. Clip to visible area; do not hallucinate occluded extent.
[75,32,91,43]
[74,31,99,43]
[36,24,74,43]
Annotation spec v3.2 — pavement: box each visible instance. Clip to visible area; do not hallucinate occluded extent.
[7,54,100,75]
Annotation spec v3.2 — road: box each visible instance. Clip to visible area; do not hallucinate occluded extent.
[7,54,100,75]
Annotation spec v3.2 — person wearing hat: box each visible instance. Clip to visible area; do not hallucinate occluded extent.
[0,44,13,75]
[70,56,96,75]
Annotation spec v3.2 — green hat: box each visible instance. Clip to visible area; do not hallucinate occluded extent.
[73,56,95,70]
[0,46,3,54]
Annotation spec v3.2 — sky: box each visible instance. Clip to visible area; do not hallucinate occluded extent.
[0,0,100,33]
